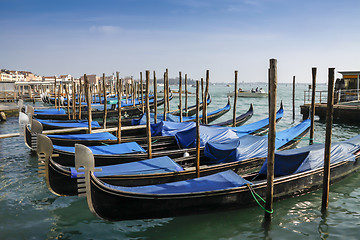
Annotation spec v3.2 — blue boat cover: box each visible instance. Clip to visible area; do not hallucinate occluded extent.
[71,156,184,178]
[230,107,284,137]
[105,170,252,194]
[36,119,101,128]
[259,134,360,176]
[54,141,146,155]
[34,108,66,115]
[132,103,230,125]
[151,121,196,136]
[204,119,310,164]
[47,132,117,141]
[175,125,239,149]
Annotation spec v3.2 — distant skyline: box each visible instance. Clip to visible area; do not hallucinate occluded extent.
[1,0,359,83]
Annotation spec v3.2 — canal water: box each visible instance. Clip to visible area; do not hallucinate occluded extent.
[0,83,359,239]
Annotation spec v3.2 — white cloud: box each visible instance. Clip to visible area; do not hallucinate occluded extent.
[90,25,122,34]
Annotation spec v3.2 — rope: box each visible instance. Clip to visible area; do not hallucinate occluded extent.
[247,184,273,214]
[152,139,158,144]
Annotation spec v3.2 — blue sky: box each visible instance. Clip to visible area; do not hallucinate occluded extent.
[1,0,360,83]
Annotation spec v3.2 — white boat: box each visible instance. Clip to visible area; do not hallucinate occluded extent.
[227,90,268,98]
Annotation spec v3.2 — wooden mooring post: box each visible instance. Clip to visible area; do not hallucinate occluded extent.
[265,59,277,222]
[185,74,188,117]
[292,76,295,121]
[153,71,158,124]
[179,71,183,122]
[84,74,92,134]
[310,68,317,145]
[203,70,209,124]
[116,72,122,144]
[233,70,238,127]
[102,73,108,129]
[145,70,152,159]
[321,68,335,213]
[195,80,200,178]
[163,72,167,121]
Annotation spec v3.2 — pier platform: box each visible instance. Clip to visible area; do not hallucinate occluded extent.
[300,103,360,123]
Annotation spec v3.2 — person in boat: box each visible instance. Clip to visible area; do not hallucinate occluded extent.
[259,88,264,93]
[251,88,255,93]
[255,87,258,92]
[238,88,242,92]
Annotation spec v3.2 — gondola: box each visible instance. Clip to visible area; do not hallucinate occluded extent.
[128,97,231,126]
[34,105,283,166]
[78,135,360,221]
[35,119,102,131]
[170,94,211,117]
[36,119,310,196]
[214,104,253,127]
[31,94,171,120]
[24,103,256,151]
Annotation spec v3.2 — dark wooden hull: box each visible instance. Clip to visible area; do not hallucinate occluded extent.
[87,157,360,221]
[215,104,253,127]
[35,96,167,120]
[41,127,308,196]
[171,94,211,116]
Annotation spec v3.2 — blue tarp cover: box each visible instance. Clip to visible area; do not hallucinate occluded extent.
[204,119,310,164]
[259,134,360,176]
[47,132,117,140]
[151,121,196,136]
[54,141,145,155]
[105,170,252,194]
[34,108,66,115]
[230,107,284,137]
[36,119,101,128]
[71,156,184,178]
[175,125,239,149]
[132,102,230,125]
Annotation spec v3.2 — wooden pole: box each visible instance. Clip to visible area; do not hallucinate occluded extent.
[78,78,82,119]
[102,73,108,129]
[145,70,152,159]
[292,76,296,121]
[153,71,158,124]
[58,83,62,109]
[321,68,335,213]
[310,68,317,145]
[265,59,277,222]
[166,69,170,112]
[54,77,57,109]
[116,72,122,144]
[84,74,92,134]
[140,72,144,113]
[132,78,136,107]
[202,71,209,124]
[72,79,76,120]
[233,70,238,127]
[195,80,200,178]
[126,81,129,104]
[65,84,71,120]
[179,72,183,122]
[201,77,204,113]
[163,72,167,121]
[185,74,188,117]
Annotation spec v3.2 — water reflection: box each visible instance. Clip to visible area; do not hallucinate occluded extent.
[318,213,329,240]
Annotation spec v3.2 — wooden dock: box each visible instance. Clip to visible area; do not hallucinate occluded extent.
[300,103,360,123]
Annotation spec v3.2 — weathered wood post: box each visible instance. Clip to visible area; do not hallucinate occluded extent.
[102,73,108,129]
[145,70,152,159]
[140,72,144,113]
[84,74,92,134]
[321,68,335,213]
[202,70,209,124]
[116,72,122,144]
[78,78,82,119]
[54,77,57,109]
[153,71,158,124]
[72,79,76,119]
[310,68,317,145]
[292,76,295,121]
[163,72,167,121]
[185,74,188,117]
[233,70,238,127]
[65,84,71,120]
[166,69,170,112]
[179,71,183,122]
[196,80,200,178]
[265,59,277,222]
[201,77,204,114]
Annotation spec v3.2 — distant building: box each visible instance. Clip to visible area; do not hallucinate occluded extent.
[0,69,42,82]
[80,74,99,85]
[338,71,360,90]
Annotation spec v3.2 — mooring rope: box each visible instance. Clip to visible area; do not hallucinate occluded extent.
[247,184,274,214]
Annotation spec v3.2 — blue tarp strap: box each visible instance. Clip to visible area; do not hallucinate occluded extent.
[247,184,274,214]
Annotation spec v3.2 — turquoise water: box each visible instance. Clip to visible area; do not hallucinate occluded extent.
[0,83,359,239]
